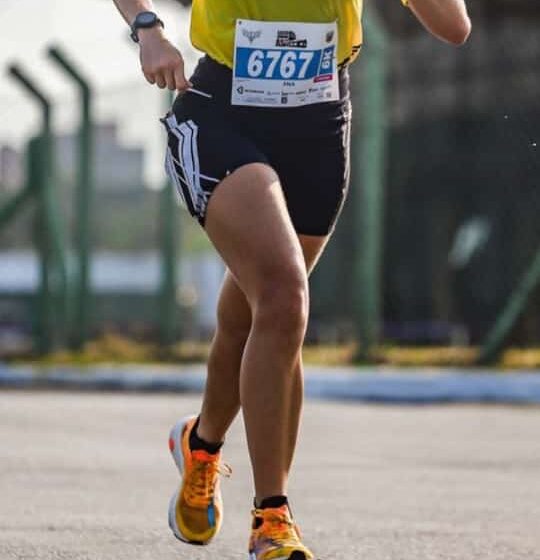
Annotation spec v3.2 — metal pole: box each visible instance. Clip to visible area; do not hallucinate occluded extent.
[478,245,540,365]
[28,137,53,353]
[353,9,389,361]
[0,184,34,228]
[7,64,67,353]
[160,90,180,346]
[47,45,94,350]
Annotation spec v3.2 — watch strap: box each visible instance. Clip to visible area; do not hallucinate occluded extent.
[130,12,164,43]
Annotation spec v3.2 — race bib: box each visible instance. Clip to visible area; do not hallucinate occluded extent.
[232,19,339,108]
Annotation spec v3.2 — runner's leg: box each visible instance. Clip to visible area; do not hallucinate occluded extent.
[196,271,249,444]
[197,236,329,477]
[203,162,308,500]
[282,234,329,473]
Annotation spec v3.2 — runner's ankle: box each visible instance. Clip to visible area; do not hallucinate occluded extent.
[255,495,288,509]
[189,416,223,454]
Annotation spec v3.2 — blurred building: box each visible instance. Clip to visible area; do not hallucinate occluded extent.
[0,121,152,251]
[56,122,145,191]
[0,145,23,194]
[1,122,145,196]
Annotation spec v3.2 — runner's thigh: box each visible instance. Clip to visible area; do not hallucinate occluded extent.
[161,90,269,229]
[204,163,307,306]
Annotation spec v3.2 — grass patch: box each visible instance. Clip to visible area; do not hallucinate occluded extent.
[7,332,540,369]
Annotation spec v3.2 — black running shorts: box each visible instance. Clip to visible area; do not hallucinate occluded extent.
[162,56,352,236]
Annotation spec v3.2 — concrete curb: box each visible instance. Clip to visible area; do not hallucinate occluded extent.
[2,363,540,404]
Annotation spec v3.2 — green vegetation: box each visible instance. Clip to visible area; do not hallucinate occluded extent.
[7,332,540,369]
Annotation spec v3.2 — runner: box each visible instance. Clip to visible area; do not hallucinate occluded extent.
[112,2,471,558]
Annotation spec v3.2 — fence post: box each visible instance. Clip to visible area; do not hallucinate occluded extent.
[47,46,94,350]
[29,137,53,353]
[353,9,389,361]
[7,64,67,353]
[159,91,180,347]
[478,246,540,364]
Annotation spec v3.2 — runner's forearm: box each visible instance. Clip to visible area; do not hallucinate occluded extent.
[111,0,190,91]
[112,0,156,26]
[408,0,471,45]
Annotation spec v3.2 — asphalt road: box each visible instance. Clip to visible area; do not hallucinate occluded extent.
[1,392,539,560]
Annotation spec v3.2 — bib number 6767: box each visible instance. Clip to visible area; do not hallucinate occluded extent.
[247,49,315,80]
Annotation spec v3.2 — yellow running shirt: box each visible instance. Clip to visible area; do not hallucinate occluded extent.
[190,0,363,68]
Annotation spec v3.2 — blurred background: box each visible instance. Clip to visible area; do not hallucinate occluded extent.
[1,0,539,367]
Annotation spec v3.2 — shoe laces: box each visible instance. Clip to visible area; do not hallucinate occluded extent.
[252,507,299,544]
[186,450,231,508]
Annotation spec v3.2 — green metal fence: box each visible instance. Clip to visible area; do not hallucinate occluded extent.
[2,65,67,354]
[1,47,181,354]
[2,5,540,364]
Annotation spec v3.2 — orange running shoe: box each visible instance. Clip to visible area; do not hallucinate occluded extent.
[249,504,314,560]
[168,415,231,544]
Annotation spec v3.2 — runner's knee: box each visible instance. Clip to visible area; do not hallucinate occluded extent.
[252,264,309,343]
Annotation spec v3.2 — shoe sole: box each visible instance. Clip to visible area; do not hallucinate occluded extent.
[168,415,208,545]
[249,554,306,560]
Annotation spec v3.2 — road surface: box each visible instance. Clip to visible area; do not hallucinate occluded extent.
[1,392,539,559]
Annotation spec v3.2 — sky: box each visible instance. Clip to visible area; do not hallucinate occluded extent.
[0,0,200,187]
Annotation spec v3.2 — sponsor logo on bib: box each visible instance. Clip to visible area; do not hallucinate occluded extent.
[276,31,307,49]
[242,28,262,44]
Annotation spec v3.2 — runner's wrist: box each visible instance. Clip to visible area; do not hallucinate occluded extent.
[138,26,165,44]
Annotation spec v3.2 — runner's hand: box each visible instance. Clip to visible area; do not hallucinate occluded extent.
[138,27,192,91]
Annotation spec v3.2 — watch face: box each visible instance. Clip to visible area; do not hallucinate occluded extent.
[138,12,156,26]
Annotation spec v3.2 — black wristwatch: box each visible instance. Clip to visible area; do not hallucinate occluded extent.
[130,11,164,43]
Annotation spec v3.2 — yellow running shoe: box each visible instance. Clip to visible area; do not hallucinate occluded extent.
[249,504,314,560]
[168,415,231,544]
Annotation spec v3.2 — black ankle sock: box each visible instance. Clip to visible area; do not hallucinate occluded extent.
[256,495,288,509]
[189,416,223,454]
